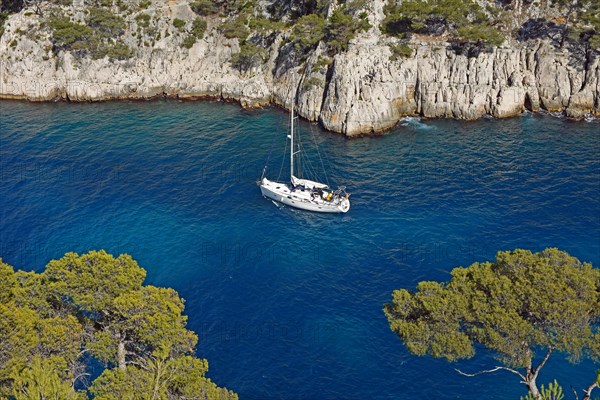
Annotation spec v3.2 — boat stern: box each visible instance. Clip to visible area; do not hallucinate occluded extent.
[339,198,350,213]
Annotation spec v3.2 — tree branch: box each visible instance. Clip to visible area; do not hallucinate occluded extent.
[583,382,598,400]
[76,348,89,358]
[570,384,579,400]
[455,366,526,383]
[532,347,552,378]
[126,360,150,371]
[72,372,91,386]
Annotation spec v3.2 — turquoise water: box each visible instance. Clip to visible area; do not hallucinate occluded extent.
[0,100,598,399]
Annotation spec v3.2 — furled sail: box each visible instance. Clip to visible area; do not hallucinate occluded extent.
[291,176,329,189]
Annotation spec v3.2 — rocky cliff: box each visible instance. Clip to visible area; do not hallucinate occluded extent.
[1,0,598,136]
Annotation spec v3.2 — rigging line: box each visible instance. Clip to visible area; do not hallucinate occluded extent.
[308,121,330,187]
[302,121,325,183]
[277,100,292,182]
[294,121,316,181]
[299,137,318,182]
[277,133,288,182]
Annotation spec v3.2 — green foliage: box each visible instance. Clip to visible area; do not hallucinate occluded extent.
[325,7,355,52]
[224,0,257,15]
[48,16,94,52]
[92,41,134,60]
[314,55,332,69]
[173,17,186,30]
[0,11,9,39]
[220,15,250,41]
[138,0,150,9]
[180,18,206,49]
[45,251,145,312]
[321,3,371,54]
[181,34,197,48]
[231,41,268,72]
[11,356,86,400]
[87,7,126,37]
[13,271,54,316]
[135,12,151,28]
[190,0,219,15]
[0,263,82,399]
[302,76,324,90]
[0,259,16,304]
[520,380,564,400]
[587,34,600,50]
[381,0,506,47]
[47,10,133,60]
[389,42,413,60]
[249,15,286,35]
[0,251,237,399]
[191,16,207,38]
[381,0,427,36]
[290,13,325,52]
[457,23,504,47]
[571,0,600,50]
[385,248,600,396]
[90,356,236,400]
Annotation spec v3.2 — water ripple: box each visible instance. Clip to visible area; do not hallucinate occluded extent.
[1,101,599,400]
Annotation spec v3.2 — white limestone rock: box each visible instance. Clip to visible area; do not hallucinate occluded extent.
[1,1,598,136]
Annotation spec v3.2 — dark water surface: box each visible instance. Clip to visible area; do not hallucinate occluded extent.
[1,100,598,399]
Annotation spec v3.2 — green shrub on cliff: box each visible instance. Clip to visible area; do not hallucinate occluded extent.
[567,0,600,50]
[323,3,370,53]
[48,16,94,52]
[180,15,207,48]
[173,17,186,30]
[290,13,325,52]
[48,12,133,60]
[135,12,151,28]
[224,0,258,14]
[288,1,369,54]
[88,6,127,37]
[381,0,505,48]
[249,15,286,35]
[191,17,207,38]
[181,34,196,48]
[231,41,268,72]
[0,11,8,38]
[0,251,238,400]
[191,0,219,15]
[93,41,134,59]
[220,15,250,41]
[325,7,356,52]
[457,23,504,47]
[302,76,323,90]
[389,42,413,60]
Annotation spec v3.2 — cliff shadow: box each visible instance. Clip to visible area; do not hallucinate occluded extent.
[1,0,24,13]
[448,41,495,58]
[517,18,564,46]
[273,41,307,79]
[518,18,598,70]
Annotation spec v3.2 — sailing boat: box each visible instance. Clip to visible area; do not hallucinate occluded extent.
[258,80,350,213]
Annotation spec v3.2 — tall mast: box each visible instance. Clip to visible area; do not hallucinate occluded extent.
[290,74,295,180]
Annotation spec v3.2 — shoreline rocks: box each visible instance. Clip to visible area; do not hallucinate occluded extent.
[1,8,598,136]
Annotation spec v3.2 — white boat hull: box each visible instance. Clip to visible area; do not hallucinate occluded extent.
[260,178,350,213]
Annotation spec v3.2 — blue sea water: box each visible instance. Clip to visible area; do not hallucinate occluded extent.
[0,100,599,400]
